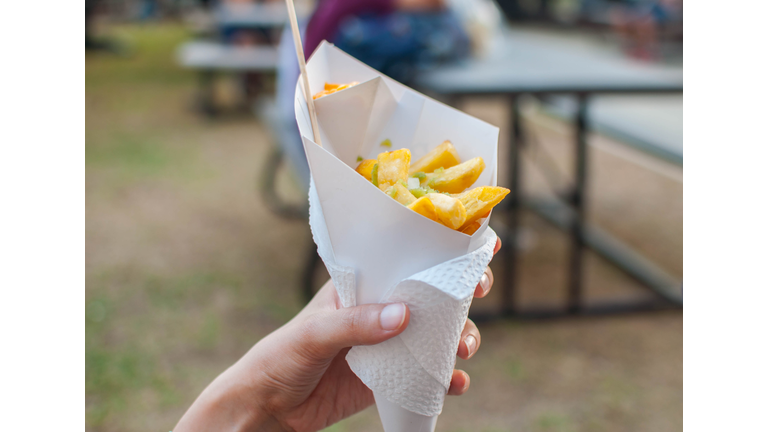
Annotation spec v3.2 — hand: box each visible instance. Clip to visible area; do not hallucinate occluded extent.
[175,237,501,432]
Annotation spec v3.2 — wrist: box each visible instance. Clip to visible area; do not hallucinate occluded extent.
[175,367,284,432]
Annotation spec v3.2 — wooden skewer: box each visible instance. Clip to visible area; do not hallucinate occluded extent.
[285,0,322,147]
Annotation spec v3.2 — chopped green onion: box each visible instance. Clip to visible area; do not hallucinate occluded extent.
[398,179,407,187]
[380,139,392,148]
[356,156,363,162]
[434,167,445,174]
[410,188,427,198]
[411,172,426,181]
[371,163,379,187]
[388,187,397,197]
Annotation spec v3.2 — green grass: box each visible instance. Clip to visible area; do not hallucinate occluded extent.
[504,357,525,381]
[85,23,243,429]
[535,413,573,432]
[86,25,195,88]
[86,132,171,171]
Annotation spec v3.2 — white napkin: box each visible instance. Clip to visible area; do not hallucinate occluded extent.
[308,179,497,416]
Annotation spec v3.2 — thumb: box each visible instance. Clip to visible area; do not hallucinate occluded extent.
[298,302,410,361]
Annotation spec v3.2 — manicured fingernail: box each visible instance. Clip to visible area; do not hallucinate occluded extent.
[479,272,490,295]
[464,335,477,356]
[380,303,406,331]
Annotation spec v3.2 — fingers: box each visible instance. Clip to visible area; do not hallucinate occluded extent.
[457,318,481,360]
[472,237,499,299]
[447,369,470,395]
[474,266,494,298]
[297,302,410,361]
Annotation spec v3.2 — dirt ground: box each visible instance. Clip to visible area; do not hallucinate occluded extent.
[85,24,682,432]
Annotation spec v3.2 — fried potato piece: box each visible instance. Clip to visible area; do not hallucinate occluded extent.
[427,193,467,230]
[409,141,461,174]
[313,82,359,99]
[355,159,377,181]
[456,186,510,230]
[425,157,485,194]
[376,149,411,190]
[386,182,417,206]
[460,221,483,236]
[407,196,438,221]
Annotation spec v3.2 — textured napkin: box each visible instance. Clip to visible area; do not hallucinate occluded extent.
[308,179,497,416]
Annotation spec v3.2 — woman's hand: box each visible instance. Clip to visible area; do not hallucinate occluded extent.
[175,237,501,432]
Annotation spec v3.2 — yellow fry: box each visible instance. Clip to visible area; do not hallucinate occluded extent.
[460,221,482,236]
[355,159,377,181]
[313,81,360,99]
[409,140,461,174]
[376,149,410,190]
[386,182,417,206]
[426,193,467,230]
[456,186,510,230]
[425,157,485,194]
[407,196,438,221]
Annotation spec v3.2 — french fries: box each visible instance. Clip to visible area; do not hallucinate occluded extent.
[409,141,461,174]
[355,159,377,181]
[313,82,359,99]
[376,149,410,190]
[407,196,438,221]
[352,140,509,234]
[427,193,467,230]
[460,221,483,236]
[424,157,485,194]
[456,186,510,230]
[386,182,417,206]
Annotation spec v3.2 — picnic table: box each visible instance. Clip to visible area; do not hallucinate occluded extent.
[213,2,311,29]
[177,3,311,115]
[415,28,683,318]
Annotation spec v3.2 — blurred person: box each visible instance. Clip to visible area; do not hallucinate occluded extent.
[85,0,124,53]
[275,0,471,190]
[608,0,682,61]
[174,239,501,431]
[219,0,276,45]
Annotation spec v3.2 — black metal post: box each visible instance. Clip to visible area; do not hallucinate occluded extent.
[504,94,523,314]
[567,93,589,314]
[198,70,217,117]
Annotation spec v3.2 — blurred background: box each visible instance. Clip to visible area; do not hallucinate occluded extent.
[85,0,682,430]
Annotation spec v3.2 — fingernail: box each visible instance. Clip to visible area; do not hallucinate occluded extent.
[380,303,406,331]
[464,335,477,356]
[479,272,490,295]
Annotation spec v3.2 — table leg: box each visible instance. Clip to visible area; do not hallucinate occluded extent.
[567,94,589,313]
[198,70,217,117]
[504,95,523,314]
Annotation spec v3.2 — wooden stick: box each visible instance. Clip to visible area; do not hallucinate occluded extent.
[285,0,322,146]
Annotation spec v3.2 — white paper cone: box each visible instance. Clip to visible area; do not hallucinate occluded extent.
[374,391,438,432]
[297,42,501,427]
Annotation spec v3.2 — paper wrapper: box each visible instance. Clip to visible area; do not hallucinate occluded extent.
[295,42,500,429]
